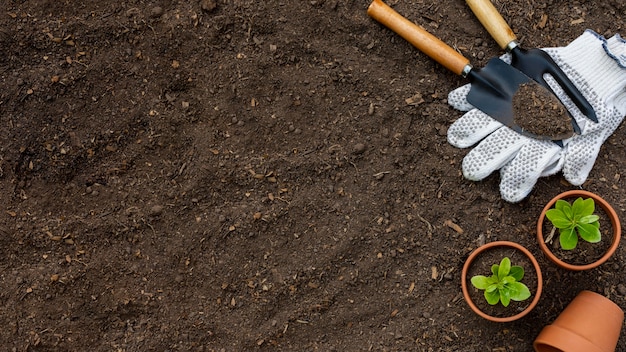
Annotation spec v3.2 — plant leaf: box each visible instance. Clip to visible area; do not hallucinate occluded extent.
[499,289,511,307]
[559,227,578,250]
[508,282,531,301]
[474,258,533,307]
[554,199,569,212]
[577,223,601,243]
[471,275,490,290]
[579,215,599,224]
[574,197,595,217]
[545,209,572,229]
[485,289,500,305]
[562,200,575,219]
[501,276,516,285]
[491,264,499,276]
[509,266,524,281]
[498,257,511,279]
[485,283,498,293]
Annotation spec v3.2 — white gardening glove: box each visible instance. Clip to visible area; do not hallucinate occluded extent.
[447,30,626,202]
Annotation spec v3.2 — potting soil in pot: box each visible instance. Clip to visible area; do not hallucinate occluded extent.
[541,199,614,265]
[465,246,538,318]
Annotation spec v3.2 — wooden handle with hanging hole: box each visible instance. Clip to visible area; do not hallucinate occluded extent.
[368,0,469,76]
[466,0,517,49]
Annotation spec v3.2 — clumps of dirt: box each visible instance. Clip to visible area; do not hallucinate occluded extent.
[512,83,574,140]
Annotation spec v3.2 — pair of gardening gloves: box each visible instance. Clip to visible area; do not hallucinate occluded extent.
[447,30,626,203]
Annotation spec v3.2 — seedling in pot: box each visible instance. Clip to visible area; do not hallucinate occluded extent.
[470,257,531,307]
[545,197,601,250]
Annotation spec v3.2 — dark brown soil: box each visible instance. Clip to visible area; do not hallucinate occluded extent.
[1,0,625,351]
[465,246,539,319]
[512,82,573,139]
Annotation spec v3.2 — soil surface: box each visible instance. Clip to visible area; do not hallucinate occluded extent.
[1,0,625,351]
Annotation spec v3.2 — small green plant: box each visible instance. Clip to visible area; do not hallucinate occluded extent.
[545,197,601,250]
[470,257,531,307]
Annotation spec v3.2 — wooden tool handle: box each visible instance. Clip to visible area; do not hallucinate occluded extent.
[368,0,469,76]
[466,0,517,49]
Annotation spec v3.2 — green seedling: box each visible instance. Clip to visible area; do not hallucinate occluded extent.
[470,257,531,307]
[545,197,601,250]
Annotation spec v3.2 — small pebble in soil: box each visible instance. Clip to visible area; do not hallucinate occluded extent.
[149,205,164,216]
[618,284,626,296]
[150,6,164,18]
[201,0,217,12]
[352,143,366,154]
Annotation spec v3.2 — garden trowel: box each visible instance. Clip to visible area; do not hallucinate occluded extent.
[368,0,576,141]
[466,0,597,124]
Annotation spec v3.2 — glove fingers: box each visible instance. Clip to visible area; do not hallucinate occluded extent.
[499,141,563,202]
[563,107,625,185]
[447,84,474,111]
[447,109,503,148]
[539,156,565,177]
[562,131,605,185]
[461,128,527,181]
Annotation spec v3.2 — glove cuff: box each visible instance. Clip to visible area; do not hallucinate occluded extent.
[605,33,626,68]
[556,30,626,102]
[607,34,626,115]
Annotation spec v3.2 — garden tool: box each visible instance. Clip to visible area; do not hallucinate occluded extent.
[466,0,597,125]
[446,30,626,203]
[367,0,575,141]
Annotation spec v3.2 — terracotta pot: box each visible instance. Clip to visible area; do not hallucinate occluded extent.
[537,190,621,271]
[461,241,543,322]
[533,290,624,352]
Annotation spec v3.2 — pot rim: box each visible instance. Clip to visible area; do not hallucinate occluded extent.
[536,190,621,271]
[461,240,543,323]
[533,324,605,352]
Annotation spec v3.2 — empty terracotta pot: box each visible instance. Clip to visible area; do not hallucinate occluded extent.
[534,290,624,352]
[537,190,621,271]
